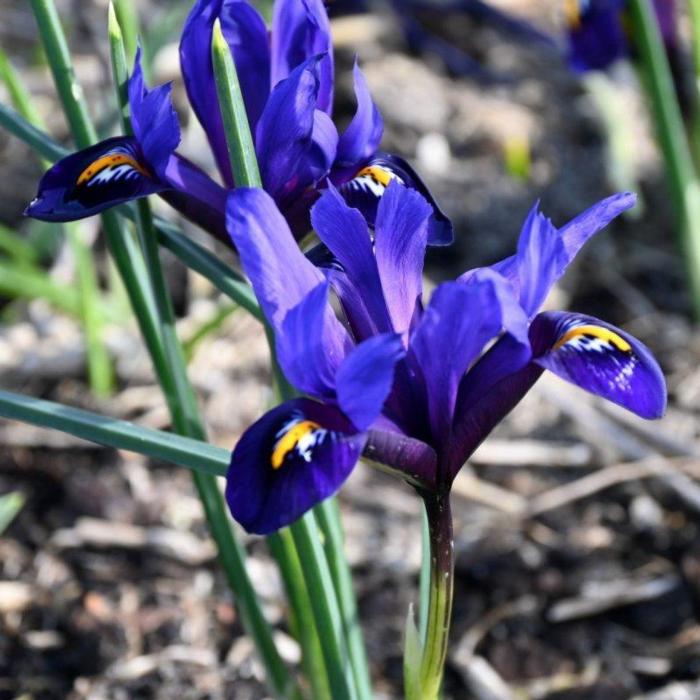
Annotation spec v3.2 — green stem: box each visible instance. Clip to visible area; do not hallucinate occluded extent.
[418,503,431,644]
[629,0,700,317]
[315,499,372,699]
[269,530,332,700]
[418,492,454,700]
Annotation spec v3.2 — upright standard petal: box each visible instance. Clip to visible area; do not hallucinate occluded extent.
[335,61,383,173]
[335,332,405,431]
[226,187,327,330]
[409,279,506,443]
[271,0,333,114]
[374,181,432,334]
[256,57,327,205]
[128,48,180,177]
[311,185,391,333]
[226,399,365,535]
[338,152,453,245]
[180,0,270,185]
[486,193,636,317]
[277,281,352,400]
[25,137,165,222]
[531,311,667,419]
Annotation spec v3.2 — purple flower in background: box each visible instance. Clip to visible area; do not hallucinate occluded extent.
[225,183,666,534]
[26,0,453,245]
[566,0,677,72]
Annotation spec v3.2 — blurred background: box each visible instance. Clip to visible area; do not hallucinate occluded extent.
[1,1,700,698]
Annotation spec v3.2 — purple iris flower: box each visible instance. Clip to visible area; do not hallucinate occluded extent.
[25,0,453,245]
[566,0,676,72]
[225,183,666,535]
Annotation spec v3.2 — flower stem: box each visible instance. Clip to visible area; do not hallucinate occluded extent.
[418,491,454,700]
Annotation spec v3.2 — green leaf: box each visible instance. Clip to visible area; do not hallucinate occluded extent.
[403,604,423,700]
[0,389,228,476]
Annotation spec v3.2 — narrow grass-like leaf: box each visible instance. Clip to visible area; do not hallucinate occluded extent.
[0,102,69,162]
[0,389,229,476]
[403,604,423,700]
[629,0,700,316]
[315,499,372,699]
[113,0,139,67]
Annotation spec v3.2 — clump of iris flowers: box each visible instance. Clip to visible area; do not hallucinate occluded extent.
[225,182,666,535]
[25,0,452,245]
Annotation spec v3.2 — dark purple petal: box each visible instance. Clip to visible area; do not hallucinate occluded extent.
[180,0,270,185]
[226,399,364,535]
[338,152,453,245]
[277,281,351,400]
[271,0,333,114]
[161,154,229,241]
[375,181,432,334]
[364,428,437,489]
[226,187,327,329]
[294,110,339,194]
[25,137,165,222]
[256,56,326,205]
[335,61,383,172]
[409,279,506,443]
[567,0,628,72]
[335,332,405,430]
[531,311,667,419]
[311,185,391,333]
[128,48,180,177]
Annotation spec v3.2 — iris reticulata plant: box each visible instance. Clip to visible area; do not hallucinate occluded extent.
[0,0,675,698]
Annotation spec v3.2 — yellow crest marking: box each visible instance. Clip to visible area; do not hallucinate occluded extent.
[77,153,148,185]
[553,324,632,353]
[356,165,393,187]
[565,0,582,28]
[271,420,321,470]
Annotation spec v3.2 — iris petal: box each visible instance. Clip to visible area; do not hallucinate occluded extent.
[531,311,667,419]
[271,0,333,114]
[180,0,270,185]
[339,152,453,246]
[256,56,325,205]
[128,48,180,177]
[226,399,364,535]
[277,280,352,400]
[335,332,405,431]
[335,61,384,173]
[25,137,165,222]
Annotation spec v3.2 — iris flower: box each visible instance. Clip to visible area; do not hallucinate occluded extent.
[26,0,452,245]
[225,183,665,535]
[566,0,676,72]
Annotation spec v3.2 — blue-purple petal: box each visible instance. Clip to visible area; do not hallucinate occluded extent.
[277,281,351,400]
[226,399,364,535]
[409,279,507,442]
[567,0,628,72]
[226,187,327,329]
[335,332,405,431]
[128,48,180,177]
[375,181,432,334]
[180,0,270,185]
[256,57,325,205]
[311,185,391,333]
[335,61,383,172]
[531,311,667,419]
[271,0,333,114]
[25,137,165,222]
